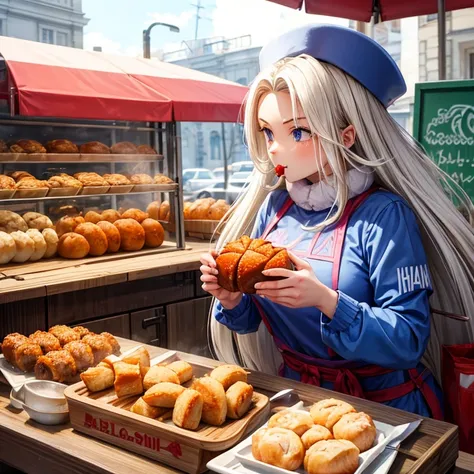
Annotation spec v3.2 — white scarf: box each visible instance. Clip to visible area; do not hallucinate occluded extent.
[286,166,375,211]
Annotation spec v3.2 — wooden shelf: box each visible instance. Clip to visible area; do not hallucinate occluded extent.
[0,153,163,163]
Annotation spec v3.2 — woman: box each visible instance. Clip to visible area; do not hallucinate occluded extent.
[200,25,474,418]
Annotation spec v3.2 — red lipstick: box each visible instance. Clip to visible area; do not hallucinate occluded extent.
[275,165,287,177]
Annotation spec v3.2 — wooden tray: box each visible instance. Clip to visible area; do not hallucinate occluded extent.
[133,183,177,193]
[0,189,16,199]
[80,154,163,162]
[79,185,111,195]
[47,187,81,197]
[14,188,49,198]
[107,185,134,194]
[65,351,270,474]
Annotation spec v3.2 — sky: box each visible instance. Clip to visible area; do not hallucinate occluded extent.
[81,0,349,57]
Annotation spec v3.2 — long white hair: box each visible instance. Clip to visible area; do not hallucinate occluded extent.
[208,55,474,381]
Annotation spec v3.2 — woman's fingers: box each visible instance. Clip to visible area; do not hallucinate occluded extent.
[200,264,218,276]
[200,252,217,268]
[200,273,218,283]
[256,288,299,299]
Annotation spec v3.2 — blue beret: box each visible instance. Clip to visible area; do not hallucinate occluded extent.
[259,25,406,108]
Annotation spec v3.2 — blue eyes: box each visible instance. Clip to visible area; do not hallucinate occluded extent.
[261,127,311,143]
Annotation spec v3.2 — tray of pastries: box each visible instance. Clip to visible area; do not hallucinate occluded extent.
[208,398,421,474]
[0,326,121,387]
[64,349,269,473]
[130,173,177,192]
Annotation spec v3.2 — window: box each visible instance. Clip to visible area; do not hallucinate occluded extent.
[56,32,68,46]
[41,28,54,44]
[182,171,195,183]
[197,171,212,179]
[213,182,225,189]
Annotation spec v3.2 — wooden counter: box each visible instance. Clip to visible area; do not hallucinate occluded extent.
[0,338,469,474]
[0,240,210,304]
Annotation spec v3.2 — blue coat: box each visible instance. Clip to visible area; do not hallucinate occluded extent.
[214,189,442,417]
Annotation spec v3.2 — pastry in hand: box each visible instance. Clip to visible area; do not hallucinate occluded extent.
[209,364,248,390]
[143,382,186,408]
[141,218,164,248]
[0,211,28,233]
[226,381,254,419]
[47,173,82,189]
[74,222,108,256]
[301,425,334,450]
[304,439,359,474]
[63,340,94,372]
[268,409,314,436]
[23,212,54,231]
[110,142,139,154]
[113,361,143,398]
[252,427,305,471]
[103,174,132,186]
[48,325,80,346]
[96,221,121,253]
[191,376,227,426]
[114,219,145,251]
[26,229,47,261]
[29,330,61,354]
[172,389,203,430]
[57,232,90,258]
[137,144,157,155]
[10,139,46,154]
[310,399,356,431]
[0,175,15,190]
[45,139,79,154]
[79,141,110,154]
[10,231,35,263]
[153,173,174,185]
[101,209,121,223]
[121,208,148,223]
[166,360,193,384]
[333,412,377,453]
[143,365,180,390]
[42,228,59,258]
[0,231,16,264]
[80,363,115,392]
[129,174,153,185]
[35,350,77,383]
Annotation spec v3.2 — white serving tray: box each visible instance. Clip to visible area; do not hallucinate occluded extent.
[207,402,421,474]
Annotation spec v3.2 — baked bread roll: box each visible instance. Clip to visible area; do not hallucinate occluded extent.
[143,365,180,390]
[310,399,357,431]
[82,334,113,365]
[29,330,61,354]
[80,364,115,392]
[84,211,103,224]
[131,397,169,419]
[0,140,8,153]
[153,173,174,184]
[121,208,148,223]
[183,201,192,220]
[72,326,91,338]
[146,201,160,221]
[0,175,16,190]
[137,144,157,155]
[111,142,139,154]
[268,409,314,436]
[42,228,59,258]
[75,222,108,256]
[100,332,120,355]
[208,199,230,220]
[0,231,16,264]
[167,360,193,384]
[141,218,164,247]
[113,361,143,398]
[23,212,54,231]
[130,174,153,185]
[47,173,82,189]
[304,440,359,474]
[26,229,47,261]
[101,209,121,223]
[73,172,108,187]
[35,350,77,383]
[191,376,227,426]
[0,210,28,233]
[10,139,46,154]
[188,198,215,219]
[15,178,50,189]
[120,346,150,368]
[48,325,80,346]
[333,412,377,453]
[209,364,248,390]
[103,174,131,186]
[96,221,121,253]
[253,427,305,471]
[252,427,268,461]
[63,340,95,372]
[10,231,35,263]
[143,382,186,407]
[172,389,203,430]
[57,232,90,259]
[1,333,30,366]
[55,216,85,237]
[45,139,79,154]
[159,201,170,221]
[114,219,145,251]
[226,381,254,419]
[1,334,42,371]
[301,425,334,450]
[79,141,110,154]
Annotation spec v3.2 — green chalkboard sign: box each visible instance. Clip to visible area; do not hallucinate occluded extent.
[413,80,474,202]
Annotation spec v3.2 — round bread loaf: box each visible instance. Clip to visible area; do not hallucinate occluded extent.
[191,377,227,426]
[268,409,314,437]
[101,209,121,223]
[310,399,356,431]
[10,231,35,262]
[141,218,164,248]
[301,425,334,450]
[96,221,121,253]
[55,216,85,237]
[79,141,110,154]
[57,232,90,259]
[183,201,192,220]
[110,141,139,154]
[26,229,47,261]
[208,199,229,220]
[188,198,215,219]
[75,223,108,256]
[304,439,359,474]
[146,201,160,221]
[333,412,377,453]
[23,212,53,231]
[121,208,148,223]
[0,231,16,263]
[0,210,28,233]
[159,201,170,221]
[42,228,59,258]
[84,211,103,224]
[114,219,145,251]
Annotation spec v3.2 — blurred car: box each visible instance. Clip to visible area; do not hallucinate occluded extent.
[191,178,250,203]
[231,161,254,173]
[182,168,218,192]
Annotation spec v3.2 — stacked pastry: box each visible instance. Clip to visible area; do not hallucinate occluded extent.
[0,326,121,383]
[251,398,377,474]
[147,198,229,223]
[80,355,255,431]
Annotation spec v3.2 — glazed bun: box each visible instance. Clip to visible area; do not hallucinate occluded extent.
[74,222,108,256]
[26,228,47,261]
[42,228,59,258]
[141,218,164,248]
[23,212,53,231]
[226,381,253,419]
[304,440,359,474]
[191,377,227,426]
[209,364,248,390]
[101,209,121,223]
[10,231,35,263]
[310,399,356,430]
[57,232,90,259]
[55,216,85,237]
[268,409,314,437]
[84,211,102,224]
[121,208,148,223]
[114,219,145,251]
[96,221,121,253]
[252,427,304,471]
[0,231,16,264]
[301,425,334,450]
[333,412,377,453]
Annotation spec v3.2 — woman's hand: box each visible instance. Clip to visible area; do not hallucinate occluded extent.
[200,251,243,310]
[254,252,339,318]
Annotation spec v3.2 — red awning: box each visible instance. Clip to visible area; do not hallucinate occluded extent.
[0,36,247,123]
[266,0,474,22]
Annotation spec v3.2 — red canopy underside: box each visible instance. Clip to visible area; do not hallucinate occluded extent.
[268,0,474,21]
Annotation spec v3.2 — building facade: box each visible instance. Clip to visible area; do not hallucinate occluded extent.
[0,0,89,48]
